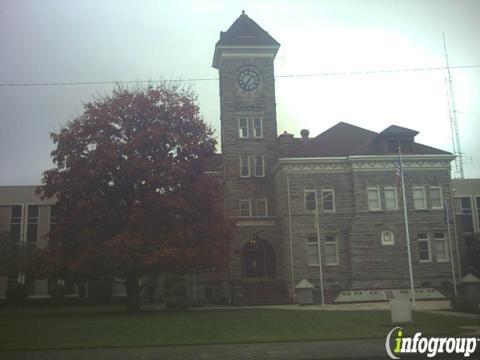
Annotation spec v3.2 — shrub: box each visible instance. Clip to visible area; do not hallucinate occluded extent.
[48,281,67,300]
[6,282,27,304]
[87,280,112,304]
[164,275,190,309]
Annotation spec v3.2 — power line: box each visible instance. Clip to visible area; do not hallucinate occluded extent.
[0,64,479,88]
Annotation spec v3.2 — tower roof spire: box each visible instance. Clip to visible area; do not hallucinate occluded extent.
[216,12,279,47]
[213,12,280,68]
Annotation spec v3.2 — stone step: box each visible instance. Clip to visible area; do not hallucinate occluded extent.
[233,279,289,305]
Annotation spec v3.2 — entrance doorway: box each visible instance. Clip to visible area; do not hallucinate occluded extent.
[241,238,275,278]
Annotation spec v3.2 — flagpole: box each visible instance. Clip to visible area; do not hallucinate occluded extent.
[315,204,325,305]
[445,201,458,297]
[398,147,416,306]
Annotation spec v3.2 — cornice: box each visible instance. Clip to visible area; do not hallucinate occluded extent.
[273,154,454,175]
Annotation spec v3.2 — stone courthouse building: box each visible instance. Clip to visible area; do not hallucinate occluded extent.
[0,13,463,304]
[210,12,459,304]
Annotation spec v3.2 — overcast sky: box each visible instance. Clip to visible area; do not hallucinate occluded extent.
[1,0,479,185]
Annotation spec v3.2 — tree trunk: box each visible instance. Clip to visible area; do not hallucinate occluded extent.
[125,274,141,313]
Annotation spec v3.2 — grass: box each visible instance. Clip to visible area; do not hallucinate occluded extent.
[0,305,478,350]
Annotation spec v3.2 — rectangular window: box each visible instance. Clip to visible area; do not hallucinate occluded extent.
[304,190,317,212]
[26,205,39,243]
[322,189,335,212]
[9,205,22,242]
[387,140,399,154]
[255,199,267,217]
[253,118,263,138]
[413,186,426,209]
[254,154,264,177]
[418,233,431,262]
[7,271,19,285]
[239,199,251,217]
[454,196,474,232]
[307,235,319,266]
[367,187,381,211]
[50,204,58,232]
[430,186,443,209]
[238,118,248,138]
[454,196,472,215]
[434,232,448,262]
[384,187,398,210]
[239,155,250,177]
[400,140,413,154]
[325,235,339,265]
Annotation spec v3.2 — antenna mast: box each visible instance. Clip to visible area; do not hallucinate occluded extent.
[443,32,464,179]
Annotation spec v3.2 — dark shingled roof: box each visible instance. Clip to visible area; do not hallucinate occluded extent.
[288,122,378,157]
[216,12,280,47]
[287,122,451,157]
[379,125,419,137]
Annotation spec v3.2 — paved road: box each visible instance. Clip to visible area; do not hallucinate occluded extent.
[0,339,389,360]
[2,338,474,360]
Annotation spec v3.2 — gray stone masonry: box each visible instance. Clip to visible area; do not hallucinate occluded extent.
[274,163,460,299]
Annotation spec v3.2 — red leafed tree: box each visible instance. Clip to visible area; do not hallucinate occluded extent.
[37,84,231,311]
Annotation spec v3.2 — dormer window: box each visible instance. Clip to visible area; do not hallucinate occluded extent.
[378,125,418,155]
[400,140,413,154]
[387,140,398,154]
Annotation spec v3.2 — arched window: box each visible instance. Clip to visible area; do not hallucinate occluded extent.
[381,230,395,245]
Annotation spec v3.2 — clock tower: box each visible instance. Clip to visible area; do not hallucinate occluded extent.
[213,12,284,301]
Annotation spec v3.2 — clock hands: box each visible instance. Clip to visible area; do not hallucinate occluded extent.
[244,75,254,88]
[238,68,259,91]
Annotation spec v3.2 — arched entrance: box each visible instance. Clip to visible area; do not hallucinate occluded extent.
[241,237,275,278]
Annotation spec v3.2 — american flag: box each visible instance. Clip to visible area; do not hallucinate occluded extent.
[394,157,402,192]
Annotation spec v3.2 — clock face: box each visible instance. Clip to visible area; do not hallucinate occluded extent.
[237,67,260,91]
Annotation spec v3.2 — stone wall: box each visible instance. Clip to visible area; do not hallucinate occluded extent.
[274,160,460,299]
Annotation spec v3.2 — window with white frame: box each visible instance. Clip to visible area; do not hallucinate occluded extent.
[384,187,398,210]
[9,205,22,242]
[239,155,250,177]
[239,199,251,217]
[417,233,431,262]
[254,154,265,177]
[454,196,472,215]
[253,118,263,138]
[454,196,474,233]
[304,190,317,212]
[307,235,319,266]
[429,186,443,209]
[325,235,339,265]
[322,189,335,212]
[413,186,427,209]
[238,118,248,138]
[381,230,395,245]
[26,205,39,243]
[367,187,381,211]
[434,232,448,262]
[255,198,267,217]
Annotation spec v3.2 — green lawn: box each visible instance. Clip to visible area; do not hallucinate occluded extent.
[0,305,478,350]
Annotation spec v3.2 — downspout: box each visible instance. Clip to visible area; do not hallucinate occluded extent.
[286,173,296,303]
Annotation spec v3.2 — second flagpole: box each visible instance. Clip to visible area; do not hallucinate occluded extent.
[398,146,416,306]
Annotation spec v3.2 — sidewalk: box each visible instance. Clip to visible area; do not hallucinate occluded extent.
[186,299,453,311]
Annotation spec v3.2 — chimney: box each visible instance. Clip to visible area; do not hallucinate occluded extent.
[278,131,294,157]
